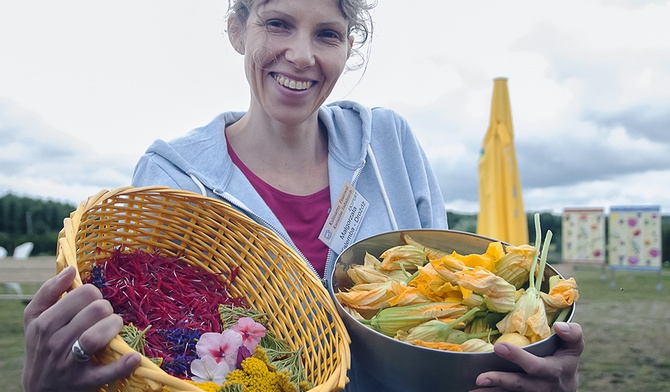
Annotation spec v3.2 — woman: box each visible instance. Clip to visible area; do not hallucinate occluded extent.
[23,0,583,390]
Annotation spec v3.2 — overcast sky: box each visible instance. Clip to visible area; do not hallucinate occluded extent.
[1,0,669,214]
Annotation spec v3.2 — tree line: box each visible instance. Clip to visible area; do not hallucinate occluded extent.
[0,193,668,264]
[0,193,76,256]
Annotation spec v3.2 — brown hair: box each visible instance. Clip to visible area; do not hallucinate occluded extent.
[226,0,376,70]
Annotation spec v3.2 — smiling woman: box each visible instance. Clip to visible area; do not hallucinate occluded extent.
[20,0,584,391]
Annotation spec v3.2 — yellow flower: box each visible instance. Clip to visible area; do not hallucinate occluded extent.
[366,301,467,336]
[495,244,537,288]
[496,288,551,343]
[402,234,449,261]
[453,267,517,313]
[541,276,579,314]
[184,380,222,392]
[411,340,464,352]
[346,253,389,284]
[334,280,395,311]
[395,307,480,343]
[408,264,463,302]
[379,245,427,271]
[460,338,495,353]
[347,264,389,285]
[496,220,554,343]
[387,281,431,306]
[223,356,280,392]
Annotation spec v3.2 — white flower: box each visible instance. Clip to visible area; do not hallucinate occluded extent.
[190,355,230,385]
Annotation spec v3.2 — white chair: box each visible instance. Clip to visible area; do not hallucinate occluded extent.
[1,242,35,296]
[13,242,34,259]
[0,246,7,259]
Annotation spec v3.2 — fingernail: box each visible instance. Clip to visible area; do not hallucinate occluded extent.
[495,343,511,356]
[554,322,569,333]
[477,377,492,387]
[58,266,73,280]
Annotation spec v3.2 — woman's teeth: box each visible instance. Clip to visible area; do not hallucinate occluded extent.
[274,74,313,90]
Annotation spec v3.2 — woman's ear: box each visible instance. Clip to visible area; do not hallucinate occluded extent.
[228,15,246,55]
[347,35,354,58]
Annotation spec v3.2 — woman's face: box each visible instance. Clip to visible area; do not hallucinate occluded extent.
[235,0,351,126]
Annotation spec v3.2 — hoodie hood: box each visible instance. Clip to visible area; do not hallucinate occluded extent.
[141,101,373,196]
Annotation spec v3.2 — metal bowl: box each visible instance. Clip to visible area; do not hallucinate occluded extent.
[328,229,575,392]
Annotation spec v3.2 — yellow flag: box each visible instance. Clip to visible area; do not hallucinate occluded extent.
[476,78,529,246]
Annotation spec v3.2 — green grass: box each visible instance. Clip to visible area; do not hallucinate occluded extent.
[0,298,26,392]
[2,266,670,391]
[570,265,670,391]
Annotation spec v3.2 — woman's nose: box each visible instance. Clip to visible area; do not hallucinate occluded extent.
[284,33,316,69]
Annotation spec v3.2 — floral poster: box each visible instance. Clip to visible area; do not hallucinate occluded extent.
[608,205,662,270]
[561,208,606,265]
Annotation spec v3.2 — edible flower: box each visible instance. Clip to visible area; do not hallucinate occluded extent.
[364,301,467,336]
[408,263,463,302]
[378,245,427,271]
[196,330,244,369]
[231,317,267,353]
[190,355,231,385]
[496,214,553,343]
[495,244,537,289]
[541,276,579,317]
[334,280,395,310]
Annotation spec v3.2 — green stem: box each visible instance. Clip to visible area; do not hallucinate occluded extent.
[406,270,420,285]
[529,213,542,290]
[550,307,571,331]
[535,230,553,292]
[448,306,481,328]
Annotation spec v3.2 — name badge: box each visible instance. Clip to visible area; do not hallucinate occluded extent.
[319,181,369,254]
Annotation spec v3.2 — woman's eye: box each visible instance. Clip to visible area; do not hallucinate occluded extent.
[265,19,288,31]
[320,30,343,42]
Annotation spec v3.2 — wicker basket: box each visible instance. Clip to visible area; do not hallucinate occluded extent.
[56,186,351,392]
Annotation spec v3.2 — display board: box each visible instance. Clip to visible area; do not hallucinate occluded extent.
[561,208,606,265]
[608,205,662,271]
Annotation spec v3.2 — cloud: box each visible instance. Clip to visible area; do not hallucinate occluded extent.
[0,98,134,203]
[1,0,669,216]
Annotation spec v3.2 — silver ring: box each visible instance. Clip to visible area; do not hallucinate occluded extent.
[71,339,91,362]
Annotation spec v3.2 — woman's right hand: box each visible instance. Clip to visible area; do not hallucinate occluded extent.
[23,266,142,392]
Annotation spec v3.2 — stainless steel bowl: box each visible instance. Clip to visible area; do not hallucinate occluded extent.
[328,229,575,392]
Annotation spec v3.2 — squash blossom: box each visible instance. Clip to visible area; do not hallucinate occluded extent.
[453,267,517,313]
[541,276,579,316]
[402,234,449,261]
[412,340,464,352]
[387,281,431,306]
[460,338,495,353]
[395,307,484,343]
[495,244,537,289]
[445,241,504,272]
[365,301,467,336]
[408,264,463,302]
[379,245,427,271]
[347,263,389,285]
[335,280,395,311]
[496,215,553,343]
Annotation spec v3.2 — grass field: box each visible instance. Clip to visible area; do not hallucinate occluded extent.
[2,265,670,391]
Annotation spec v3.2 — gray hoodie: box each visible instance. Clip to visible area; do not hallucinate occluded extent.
[131,100,448,283]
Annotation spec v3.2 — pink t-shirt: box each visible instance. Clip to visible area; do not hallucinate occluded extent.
[227,141,330,277]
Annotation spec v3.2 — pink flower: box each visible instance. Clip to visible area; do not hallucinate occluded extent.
[196,330,243,369]
[190,355,230,385]
[231,317,266,352]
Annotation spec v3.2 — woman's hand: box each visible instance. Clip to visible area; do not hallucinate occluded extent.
[471,322,584,392]
[23,266,142,392]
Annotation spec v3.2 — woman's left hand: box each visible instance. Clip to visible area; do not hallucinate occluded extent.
[470,322,583,392]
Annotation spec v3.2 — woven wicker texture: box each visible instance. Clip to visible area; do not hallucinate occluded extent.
[56,186,351,392]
